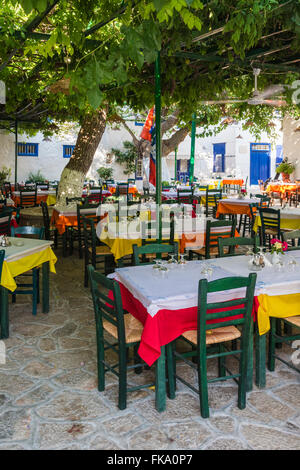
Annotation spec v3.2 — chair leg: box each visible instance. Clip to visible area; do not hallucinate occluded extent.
[268,318,276,372]
[197,344,209,418]
[118,345,127,410]
[32,268,38,316]
[166,342,175,399]
[37,269,40,304]
[96,321,105,392]
[218,344,226,377]
[133,344,142,374]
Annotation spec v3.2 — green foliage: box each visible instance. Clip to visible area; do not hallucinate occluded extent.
[27,170,46,182]
[276,161,296,174]
[162,180,170,187]
[0,166,12,187]
[96,167,113,181]
[112,141,138,175]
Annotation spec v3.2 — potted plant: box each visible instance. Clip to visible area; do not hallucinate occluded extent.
[276,161,295,182]
[0,166,11,189]
[97,167,113,184]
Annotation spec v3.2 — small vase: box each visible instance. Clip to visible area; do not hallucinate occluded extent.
[271,251,281,265]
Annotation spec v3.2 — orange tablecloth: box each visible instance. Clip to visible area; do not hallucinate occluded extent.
[222,179,244,186]
[108,184,139,196]
[50,209,77,235]
[12,194,50,206]
[180,228,240,252]
[216,200,256,218]
[266,183,299,195]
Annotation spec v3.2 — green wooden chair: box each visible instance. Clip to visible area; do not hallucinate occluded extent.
[10,226,45,315]
[66,196,84,205]
[73,203,100,259]
[88,265,155,409]
[258,207,288,248]
[0,210,12,235]
[132,242,178,266]
[19,188,37,208]
[268,316,300,374]
[218,236,260,257]
[282,229,300,251]
[189,219,236,260]
[41,201,68,257]
[177,188,194,204]
[238,202,258,237]
[168,273,257,418]
[82,216,115,287]
[204,188,222,217]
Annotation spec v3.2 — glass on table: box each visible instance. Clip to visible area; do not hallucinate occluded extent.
[167,253,178,268]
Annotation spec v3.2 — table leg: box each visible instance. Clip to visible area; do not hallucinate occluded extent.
[246,321,254,392]
[42,261,50,314]
[255,324,266,388]
[0,287,9,339]
[155,346,166,412]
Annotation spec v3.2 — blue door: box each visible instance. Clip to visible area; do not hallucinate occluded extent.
[213,143,225,173]
[250,143,271,185]
[177,159,190,183]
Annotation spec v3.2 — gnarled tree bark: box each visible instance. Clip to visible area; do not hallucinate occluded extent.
[55,106,108,208]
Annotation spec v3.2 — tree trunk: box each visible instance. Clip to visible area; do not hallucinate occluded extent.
[55,106,108,208]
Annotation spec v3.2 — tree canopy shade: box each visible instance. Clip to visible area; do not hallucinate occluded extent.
[1,0,300,138]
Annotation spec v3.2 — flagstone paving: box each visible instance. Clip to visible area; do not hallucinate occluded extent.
[0,251,299,450]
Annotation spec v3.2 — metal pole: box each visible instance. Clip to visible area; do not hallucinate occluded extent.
[14,120,18,188]
[189,113,196,184]
[155,51,162,243]
[174,146,177,181]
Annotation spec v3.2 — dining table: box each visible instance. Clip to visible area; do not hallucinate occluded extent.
[110,252,300,411]
[0,237,57,338]
[216,197,260,218]
[11,190,57,206]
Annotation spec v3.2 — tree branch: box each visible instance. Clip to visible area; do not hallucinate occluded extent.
[162,126,190,156]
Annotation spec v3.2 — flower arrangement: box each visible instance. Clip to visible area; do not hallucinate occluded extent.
[270,238,288,255]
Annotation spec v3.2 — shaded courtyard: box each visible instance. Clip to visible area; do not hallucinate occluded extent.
[0,246,299,451]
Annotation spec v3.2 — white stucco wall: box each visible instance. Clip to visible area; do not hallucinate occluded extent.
[282,114,300,180]
[0,118,282,187]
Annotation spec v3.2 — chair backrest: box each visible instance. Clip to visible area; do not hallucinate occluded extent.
[0,249,4,276]
[258,207,280,243]
[133,242,178,266]
[20,189,37,207]
[11,225,45,239]
[82,216,98,261]
[205,188,222,215]
[204,218,236,259]
[85,187,102,204]
[36,182,49,191]
[218,236,259,257]
[40,201,51,239]
[177,188,194,204]
[197,274,257,346]
[282,229,300,250]
[0,210,12,235]
[66,196,84,205]
[116,183,129,197]
[88,265,127,347]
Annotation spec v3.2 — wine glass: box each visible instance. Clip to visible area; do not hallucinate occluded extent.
[178,253,187,268]
[167,253,178,268]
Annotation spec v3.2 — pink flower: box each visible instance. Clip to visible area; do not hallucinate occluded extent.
[270,238,281,245]
[282,241,288,252]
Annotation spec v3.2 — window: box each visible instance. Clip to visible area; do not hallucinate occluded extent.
[135,158,143,180]
[18,143,39,157]
[63,145,75,158]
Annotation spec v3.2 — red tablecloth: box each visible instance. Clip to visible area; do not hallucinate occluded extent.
[111,282,256,366]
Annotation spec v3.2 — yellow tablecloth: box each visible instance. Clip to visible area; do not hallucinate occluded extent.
[253,215,300,232]
[46,194,57,206]
[1,247,57,291]
[257,293,300,335]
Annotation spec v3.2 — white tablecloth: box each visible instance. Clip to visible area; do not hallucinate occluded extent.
[110,252,300,317]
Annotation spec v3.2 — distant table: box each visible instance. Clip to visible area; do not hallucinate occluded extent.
[11,190,57,206]
[222,179,244,186]
[0,238,57,338]
[266,182,300,196]
[107,184,139,196]
[216,197,259,218]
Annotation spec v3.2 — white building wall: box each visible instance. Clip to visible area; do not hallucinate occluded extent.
[0,119,282,187]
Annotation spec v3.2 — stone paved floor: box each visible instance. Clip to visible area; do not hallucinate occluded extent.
[0,249,299,450]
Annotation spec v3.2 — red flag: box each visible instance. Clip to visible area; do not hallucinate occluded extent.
[140,107,154,141]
